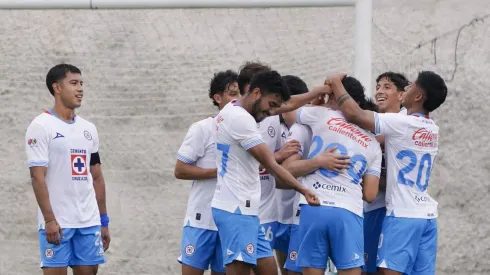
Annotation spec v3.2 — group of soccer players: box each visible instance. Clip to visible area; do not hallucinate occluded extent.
[23,61,446,275]
[175,61,447,275]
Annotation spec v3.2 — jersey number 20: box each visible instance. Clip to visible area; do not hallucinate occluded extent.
[307,136,367,185]
[396,150,433,192]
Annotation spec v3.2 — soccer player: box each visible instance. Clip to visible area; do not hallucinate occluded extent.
[25,64,109,275]
[236,62,325,270]
[273,75,310,275]
[211,70,320,275]
[295,76,382,275]
[175,70,241,275]
[363,72,409,275]
[325,71,447,275]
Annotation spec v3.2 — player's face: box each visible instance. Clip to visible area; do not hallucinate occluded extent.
[401,81,423,109]
[56,72,83,109]
[217,82,240,109]
[249,90,282,122]
[375,77,402,113]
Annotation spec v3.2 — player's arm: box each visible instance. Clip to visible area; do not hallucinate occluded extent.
[174,122,217,180]
[327,75,376,133]
[362,146,382,202]
[26,122,62,245]
[271,86,331,118]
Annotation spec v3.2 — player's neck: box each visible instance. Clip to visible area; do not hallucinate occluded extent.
[237,96,253,113]
[406,106,428,116]
[385,105,401,113]
[51,104,76,123]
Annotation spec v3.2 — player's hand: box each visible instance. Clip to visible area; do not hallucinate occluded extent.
[276,140,301,163]
[45,219,63,246]
[101,226,111,251]
[302,188,320,206]
[314,147,351,173]
[324,73,347,85]
[311,94,326,106]
[311,85,333,96]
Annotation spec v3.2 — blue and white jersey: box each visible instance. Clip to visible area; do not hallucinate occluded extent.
[257,116,281,224]
[285,123,313,225]
[177,116,218,231]
[374,112,439,219]
[25,110,100,229]
[297,107,382,217]
[211,100,264,216]
[364,107,408,212]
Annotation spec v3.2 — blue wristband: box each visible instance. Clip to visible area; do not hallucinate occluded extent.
[100,213,110,227]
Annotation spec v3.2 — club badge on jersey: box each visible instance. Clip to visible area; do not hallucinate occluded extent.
[71,149,88,181]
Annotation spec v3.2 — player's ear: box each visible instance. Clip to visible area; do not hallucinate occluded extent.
[414,89,424,103]
[213,93,222,105]
[52,82,61,95]
[250,88,261,99]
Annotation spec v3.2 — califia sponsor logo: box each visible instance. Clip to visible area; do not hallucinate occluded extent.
[412,128,438,148]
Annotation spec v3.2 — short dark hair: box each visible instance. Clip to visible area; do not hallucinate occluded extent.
[249,70,290,102]
[208,70,238,107]
[416,71,447,112]
[376,72,409,92]
[282,75,308,96]
[238,61,271,95]
[360,98,378,111]
[342,76,367,105]
[46,64,82,96]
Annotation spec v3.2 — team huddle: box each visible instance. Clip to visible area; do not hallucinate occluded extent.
[175,62,447,275]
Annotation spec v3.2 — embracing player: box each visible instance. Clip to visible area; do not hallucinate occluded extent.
[25,64,110,275]
[295,76,382,275]
[236,62,328,271]
[326,71,447,275]
[175,70,241,275]
[363,72,409,275]
[211,70,320,275]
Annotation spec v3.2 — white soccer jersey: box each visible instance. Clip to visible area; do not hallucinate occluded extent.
[25,110,100,229]
[257,116,281,224]
[211,100,264,216]
[297,107,382,217]
[286,123,313,225]
[374,112,439,219]
[275,123,294,224]
[364,108,408,212]
[177,117,218,231]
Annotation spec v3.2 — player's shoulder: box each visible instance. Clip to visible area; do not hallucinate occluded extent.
[192,116,215,132]
[75,115,98,131]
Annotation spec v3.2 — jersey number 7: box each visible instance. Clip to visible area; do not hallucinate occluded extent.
[217,143,230,177]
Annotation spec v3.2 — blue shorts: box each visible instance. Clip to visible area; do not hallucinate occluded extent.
[38,225,105,268]
[273,222,291,253]
[363,207,386,273]
[177,226,224,272]
[377,216,437,275]
[260,221,279,254]
[212,208,273,266]
[284,224,301,273]
[297,205,364,270]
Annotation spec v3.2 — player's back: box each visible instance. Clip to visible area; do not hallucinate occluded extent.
[211,100,263,216]
[298,107,381,216]
[378,112,439,218]
[178,117,219,230]
[26,111,100,229]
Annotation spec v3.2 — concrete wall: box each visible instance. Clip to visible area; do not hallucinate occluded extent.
[0,0,488,274]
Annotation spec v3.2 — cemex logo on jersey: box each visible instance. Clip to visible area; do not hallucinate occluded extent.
[312,182,346,193]
[326,117,372,148]
[71,149,88,181]
[412,128,438,148]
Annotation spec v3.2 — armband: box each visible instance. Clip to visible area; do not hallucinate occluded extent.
[90,152,101,165]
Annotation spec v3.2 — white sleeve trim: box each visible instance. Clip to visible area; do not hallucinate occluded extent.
[177,154,196,164]
[243,138,264,150]
[366,169,381,178]
[28,160,48,168]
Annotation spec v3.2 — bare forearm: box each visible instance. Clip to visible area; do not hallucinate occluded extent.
[283,158,320,178]
[274,88,322,115]
[331,79,364,122]
[94,176,107,214]
[266,162,304,193]
[31,177,55,221]
[175,165,217,180]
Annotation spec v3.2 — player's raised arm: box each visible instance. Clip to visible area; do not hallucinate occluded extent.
[174,123,218,180]
[271,85,331,117]
[26,122,63,246]
[326,74,377,133]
